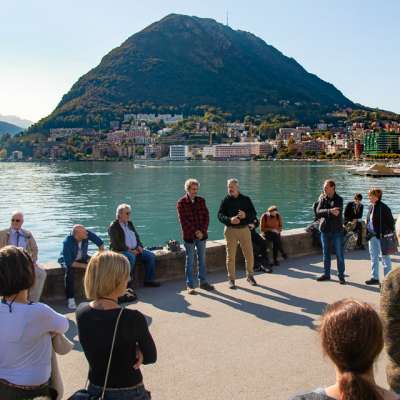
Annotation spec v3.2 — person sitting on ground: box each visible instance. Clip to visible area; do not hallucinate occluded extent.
[76,251,156,399]
[344,193,364,249]
[290,298,399,400]
[0,246,69,400]
[0,211,47,302]
[108,204,160,303]
[58,224,104,310]
[365,188,395,286]
[260,205,287,266]
[250,216,273,273]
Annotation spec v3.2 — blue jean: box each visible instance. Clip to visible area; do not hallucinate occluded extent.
[88,383,150,399]
[184,240,207,288]
[368,236,392,280]
[320,231,345,279]
[122,250,156,282]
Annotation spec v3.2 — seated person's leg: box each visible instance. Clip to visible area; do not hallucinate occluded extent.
[122,251,137,288]
[29,265,47,303]
[139,249,159,286]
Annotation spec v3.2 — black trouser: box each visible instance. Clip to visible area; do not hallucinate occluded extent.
[65,258,89,299]
[251,230,270,265]
[263,231,285,261]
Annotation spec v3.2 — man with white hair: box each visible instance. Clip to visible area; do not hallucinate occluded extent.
[58,224,104,309]
[0,211,46,302]
[177,178,214,294]
[218,178,257,289]
[108,203,160,303]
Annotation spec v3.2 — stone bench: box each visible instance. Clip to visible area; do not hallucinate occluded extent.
[39,227,337,301]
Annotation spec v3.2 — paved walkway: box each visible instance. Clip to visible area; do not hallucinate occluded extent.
[53,250,400,400]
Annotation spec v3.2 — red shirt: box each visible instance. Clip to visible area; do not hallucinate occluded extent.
[177,194,209,242]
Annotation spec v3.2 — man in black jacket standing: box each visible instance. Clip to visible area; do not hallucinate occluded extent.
[316,180,346,284]
[218,178,257,289]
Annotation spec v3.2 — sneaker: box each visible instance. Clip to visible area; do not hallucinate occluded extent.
[187,286,197,295]
[260,265,273,273]
[67,298,77,310]
[199,282,215,291]
[365,278,380,285]
[229,280,236,289]
[247,276,257,286]
[316,274,331,282]
[339,278,346,285]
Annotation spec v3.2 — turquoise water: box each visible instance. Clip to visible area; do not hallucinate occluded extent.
[0,161,399,262]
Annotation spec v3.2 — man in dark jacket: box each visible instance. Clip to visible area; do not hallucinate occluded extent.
[316,180,346,284]
[218,178,257,289]
[177,178,214,294]
[108,204,160,302]
[58,224,104,310]
[344,193,364,249]
[365,188,395,285]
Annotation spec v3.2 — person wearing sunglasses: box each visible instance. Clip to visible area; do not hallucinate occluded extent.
[0,211,47,303]
[108,204,160,304]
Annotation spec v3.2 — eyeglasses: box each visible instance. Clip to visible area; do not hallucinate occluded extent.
[11,219,21,222]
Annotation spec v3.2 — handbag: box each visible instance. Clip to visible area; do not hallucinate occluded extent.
[67,307,124,400]
[380,233,398,255]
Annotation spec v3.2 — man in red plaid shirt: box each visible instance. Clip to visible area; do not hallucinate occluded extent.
[177,178,215,294]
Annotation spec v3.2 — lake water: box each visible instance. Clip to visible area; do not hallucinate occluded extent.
[0,160,399,262]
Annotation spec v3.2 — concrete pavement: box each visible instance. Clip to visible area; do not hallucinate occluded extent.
[53,250,399,399]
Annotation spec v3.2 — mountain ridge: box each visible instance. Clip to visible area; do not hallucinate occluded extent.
[31,13,354,132]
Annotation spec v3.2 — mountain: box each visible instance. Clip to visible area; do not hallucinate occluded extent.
[0,114,33,129]
[31,14,354,132]
[0,121,24,135]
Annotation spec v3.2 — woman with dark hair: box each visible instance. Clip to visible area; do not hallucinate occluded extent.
[260,205,287,266]
[0,245,69,400]
[365,188,395,286]
[291,299,399,400]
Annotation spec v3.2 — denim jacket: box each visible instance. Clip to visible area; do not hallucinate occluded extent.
[58,230,103,268]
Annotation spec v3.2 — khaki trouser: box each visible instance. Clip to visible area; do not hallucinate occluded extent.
[29,265,47,303]
[224,226,254,280]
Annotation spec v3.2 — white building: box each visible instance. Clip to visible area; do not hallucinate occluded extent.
[169,145,189,160]
[11,150,23,160]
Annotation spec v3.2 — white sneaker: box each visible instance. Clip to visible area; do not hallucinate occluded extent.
[67,298,77,310]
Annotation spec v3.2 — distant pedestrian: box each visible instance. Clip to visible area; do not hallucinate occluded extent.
[177,178,214,294]
[218,178,257,289]
[344,193,364,249]
[260,205,287,266]
[58,224,104,310]
[290,299,398,400]
[315,180,346,284]
[0,211,47,302]
[365,188,395,286]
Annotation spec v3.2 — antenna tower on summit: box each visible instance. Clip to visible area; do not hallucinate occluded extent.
[226,10,229,26]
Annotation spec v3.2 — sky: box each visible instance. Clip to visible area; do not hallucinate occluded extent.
[1,0,399,123]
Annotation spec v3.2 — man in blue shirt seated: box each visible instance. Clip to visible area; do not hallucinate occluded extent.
[58,225,104,310]
[108,203,160,303]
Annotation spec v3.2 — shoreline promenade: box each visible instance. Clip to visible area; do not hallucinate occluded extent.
[54,250,398,400]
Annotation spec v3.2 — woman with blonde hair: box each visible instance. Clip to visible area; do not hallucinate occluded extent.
[291,299,399,400]
[76,251,156,399]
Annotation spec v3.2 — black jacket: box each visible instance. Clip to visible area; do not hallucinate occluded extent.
[218,193,257,227]
[108,220,143,252]
[344,201,364,223]
[316,192,344,233]
[366,201,395,238]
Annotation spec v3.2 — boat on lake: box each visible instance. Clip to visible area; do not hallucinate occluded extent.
[349,163,400,177]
